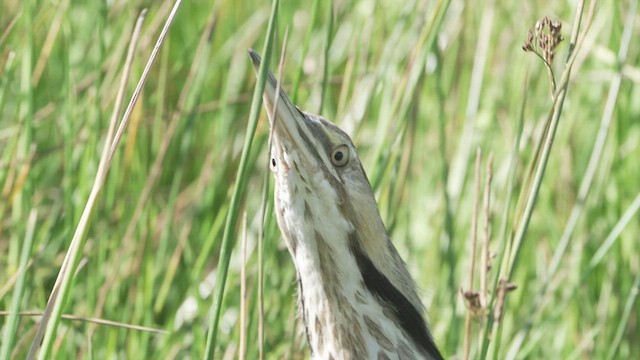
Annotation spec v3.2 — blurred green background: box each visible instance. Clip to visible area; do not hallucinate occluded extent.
[0,0,638,358]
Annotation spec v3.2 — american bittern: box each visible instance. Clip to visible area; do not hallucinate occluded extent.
[250,50,443,360]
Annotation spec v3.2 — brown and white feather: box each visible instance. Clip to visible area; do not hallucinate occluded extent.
[251,50,443,360]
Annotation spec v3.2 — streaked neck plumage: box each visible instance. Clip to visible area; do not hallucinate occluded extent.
[251,50,442,360]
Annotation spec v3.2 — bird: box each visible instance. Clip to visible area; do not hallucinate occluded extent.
[250,50,443,360]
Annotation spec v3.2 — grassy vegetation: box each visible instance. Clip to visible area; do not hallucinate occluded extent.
[1,0,638,359]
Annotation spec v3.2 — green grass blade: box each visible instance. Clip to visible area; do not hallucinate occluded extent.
[202,1,279,358]
[290,0,320,103]
[0,210,37,360]
[318,0,333,115]
[26,5,178,357]
[606,272,640,360]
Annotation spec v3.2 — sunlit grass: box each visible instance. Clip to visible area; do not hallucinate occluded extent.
[1,0,638,359]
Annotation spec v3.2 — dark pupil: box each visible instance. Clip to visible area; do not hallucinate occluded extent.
[334,151,343,161]
[271,158,276,167]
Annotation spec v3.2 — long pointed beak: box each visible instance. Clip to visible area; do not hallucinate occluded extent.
[249,49,306,141]
[249,49,337,177]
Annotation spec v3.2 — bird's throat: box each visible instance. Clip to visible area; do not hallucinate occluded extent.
[275,170,429,359]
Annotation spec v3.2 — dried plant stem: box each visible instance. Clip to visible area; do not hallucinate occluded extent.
[480,155,493,308]
[257,26,289,360]
[26,3,181,358]
[90,2,218,331]
[506,0,592,286]
[463,297,474,360]
[239,213,248,360]
[0,311,167,334]
[516,0,636,347]
[469,149,482,290]
[463,148,482,360]
[501,1,595,359]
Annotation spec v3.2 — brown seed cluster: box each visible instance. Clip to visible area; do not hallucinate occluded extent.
[522,17,564,65]
[461,289,485,318]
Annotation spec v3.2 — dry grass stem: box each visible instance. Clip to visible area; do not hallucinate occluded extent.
[480,155,493,308]
[462,148,482,360]
[0,311,168,334]
[493,279,517,324]
[257,26,289,360]
[26,8,151,358]
[239,212,248,360]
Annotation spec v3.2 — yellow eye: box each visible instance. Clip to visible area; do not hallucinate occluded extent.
[331,145,350,167]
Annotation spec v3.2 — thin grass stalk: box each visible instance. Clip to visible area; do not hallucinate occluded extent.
[318,0,333,115]
[434,46,456,321]
[369,0,452,190]
[502,2,594,358]
[505,0,590,284]
[0,11,20,46]
[524,190,640,356]
[191,52,259,280]
[462,149,482,360]
[529,189,640,346]
[587,191,640,271]
[606,272,640,360]
[18,0,34,210]
[448,0,495,209]
[26,4,180,357]
[335,34,357,120]
[0,261,32,300]
[9,0,35,277]
[116,0,219,248]
[154,209,190,315]
[239,213,248,360]
[290,0,320,103]
[477,73,528,360]
[202,1,279,357]
[381,44,442,232]
[513,0,636,349]
[61,21,75,232]
[0,51,17,233]
[386,73,422,229]
[257,26,289,360]
[566,327,602,360]
[28,3,148,351]
[0,51,16,114]
[0,210,37,360]
[553,0,635,288]
[1,145,34,259]
[0,311,168,334]
[480,155,493,309]
[152,169,185,314]
[32,0,69,86]
[257,144,269,360]
[92,1,218,326]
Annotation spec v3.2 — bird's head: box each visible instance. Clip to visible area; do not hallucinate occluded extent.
[249,50,424,313]
[249,50,442,359]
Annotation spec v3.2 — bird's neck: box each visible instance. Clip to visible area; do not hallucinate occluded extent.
[276,176,427,359]
[291,222,367,359]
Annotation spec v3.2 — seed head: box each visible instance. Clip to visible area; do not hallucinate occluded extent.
[522,16,564,65]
